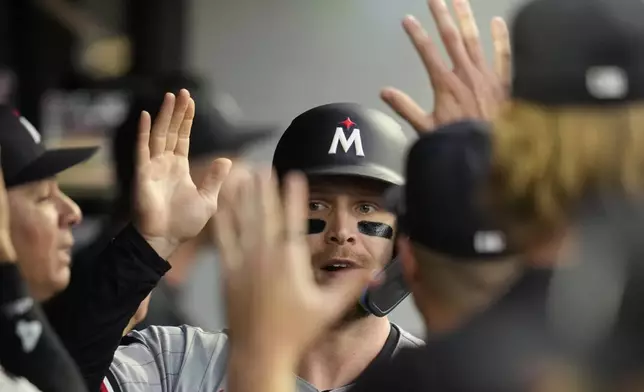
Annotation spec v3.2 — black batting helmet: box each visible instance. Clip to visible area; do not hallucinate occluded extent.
[272,103,409,185]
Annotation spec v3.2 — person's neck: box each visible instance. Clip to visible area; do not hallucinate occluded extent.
[297,315,391,391]
[419,297,474,336]
[419,277,519,336]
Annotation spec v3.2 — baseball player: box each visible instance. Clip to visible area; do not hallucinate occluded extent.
[104,102,423,392]
[102,0,509,390]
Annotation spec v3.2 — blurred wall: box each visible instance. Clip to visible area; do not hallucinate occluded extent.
[185,0,521,337]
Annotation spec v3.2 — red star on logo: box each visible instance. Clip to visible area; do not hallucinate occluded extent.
[340,117,356,129]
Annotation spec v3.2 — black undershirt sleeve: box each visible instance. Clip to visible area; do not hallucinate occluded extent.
[0,263,87,392]
[43,224,171,392]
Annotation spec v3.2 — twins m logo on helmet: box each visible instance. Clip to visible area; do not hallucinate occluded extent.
[328,117,365,157]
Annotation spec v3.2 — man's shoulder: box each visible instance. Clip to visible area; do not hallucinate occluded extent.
[109,325,230,392]
[392,323,424,351]
[127,324,230,345]
[119,324,231,361]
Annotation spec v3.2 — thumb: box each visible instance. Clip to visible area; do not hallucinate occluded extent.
[380,87,434,133]
[198,158,233,211]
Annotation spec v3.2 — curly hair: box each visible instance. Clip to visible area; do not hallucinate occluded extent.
[488,100,644,245]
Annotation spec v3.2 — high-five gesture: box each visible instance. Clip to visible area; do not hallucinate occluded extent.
[382,0,511,133]
[134,89,232,259]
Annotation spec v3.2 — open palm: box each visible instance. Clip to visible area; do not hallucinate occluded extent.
[134,90,232,258]
[382,0,511,133]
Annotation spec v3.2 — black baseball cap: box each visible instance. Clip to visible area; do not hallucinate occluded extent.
[0,106,97,188]
[272,103,408,186]
[512,0,644,105]
[386,121,515,260]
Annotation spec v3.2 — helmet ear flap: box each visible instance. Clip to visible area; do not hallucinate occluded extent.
[359,254,411,317]
[360,184,410,317]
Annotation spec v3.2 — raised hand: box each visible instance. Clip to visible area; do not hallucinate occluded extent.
[382,0,511,133]
[214,166,374,368]
[133,89,232,259]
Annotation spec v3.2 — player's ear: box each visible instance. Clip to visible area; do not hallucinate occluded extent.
[397,237,421,289]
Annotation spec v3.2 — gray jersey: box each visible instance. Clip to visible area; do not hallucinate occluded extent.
[103,324,423,392]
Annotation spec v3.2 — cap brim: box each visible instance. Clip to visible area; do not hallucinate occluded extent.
[222,125,279,151]
[8,147,98,187]
[187,123,279,160]
[303,164,404,186]
[383,185,405,215]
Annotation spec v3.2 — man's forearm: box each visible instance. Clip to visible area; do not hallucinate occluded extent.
[44,223,171,391]
[138,234,179,261]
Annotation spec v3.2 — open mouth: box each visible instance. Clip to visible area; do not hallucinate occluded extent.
[319,259,360,274]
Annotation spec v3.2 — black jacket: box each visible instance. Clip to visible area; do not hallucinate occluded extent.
[350,269,555,392]
[0,263,86,392]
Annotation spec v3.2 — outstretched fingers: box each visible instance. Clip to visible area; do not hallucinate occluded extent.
[165,89,191,153]
[453,0,485,68]
[403,15,449,92]
[428,0,472,74]
[136,111,152,168]
[175,97,195,157]
[492,17,512,92]
[149,93,175,157]
[282,171,309,244]
[381,87,435,133]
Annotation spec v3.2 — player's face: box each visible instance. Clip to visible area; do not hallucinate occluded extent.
[8,179,81,301]
[306,177,396,288]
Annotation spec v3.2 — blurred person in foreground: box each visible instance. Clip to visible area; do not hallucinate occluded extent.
[349,122,570,392]
[37,89,233,391]
[73,74,276,332]
[487,0,644,388]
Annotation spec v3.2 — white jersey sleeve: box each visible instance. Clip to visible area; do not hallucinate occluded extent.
[104,325,229,392]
